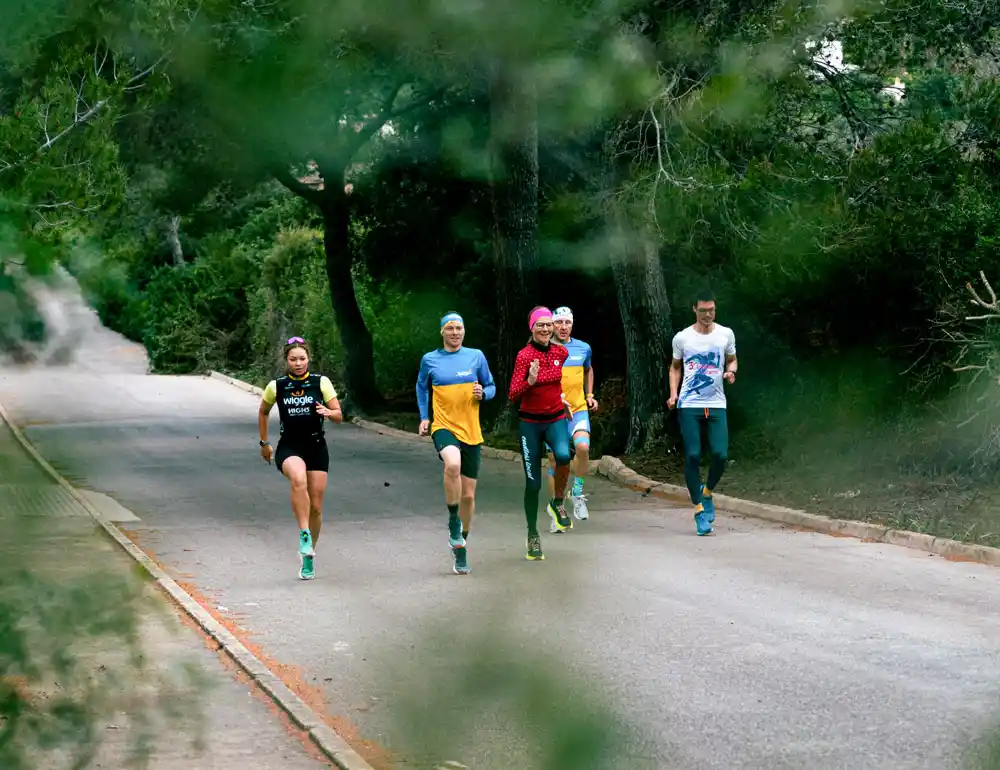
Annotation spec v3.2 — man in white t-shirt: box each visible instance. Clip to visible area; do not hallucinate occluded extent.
[667,291,738,536]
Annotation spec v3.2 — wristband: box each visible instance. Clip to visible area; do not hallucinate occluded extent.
[586,393,594,398]
[259,440,270,447]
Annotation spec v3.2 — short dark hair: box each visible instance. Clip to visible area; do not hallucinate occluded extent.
[693,290,716,307]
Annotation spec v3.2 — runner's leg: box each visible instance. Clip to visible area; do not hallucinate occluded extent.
[441,446,463,547]
[453,478,477,575]
[545,449,556,500]
[702,408,729,524]
[451,443,480,575]
[280,455,311,532]
[433,430,465,548]
[544,419,573,532]
[306,471,327,546]
[677,408,704,505]
[568,411,591,519]
[518,420,546,559]
[458,442,481,539]
[278,449,316,577]
[677,408,712,535]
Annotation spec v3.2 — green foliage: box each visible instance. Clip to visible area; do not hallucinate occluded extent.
[376,603,652,770]
[246,227,343,382]
[0,521,205,769]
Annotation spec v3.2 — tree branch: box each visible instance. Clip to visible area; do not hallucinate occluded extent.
[272,166,326,206]
[0,55,166,178]
[345,84,446,159]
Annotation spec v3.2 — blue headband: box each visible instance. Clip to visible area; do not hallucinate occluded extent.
[440,312,463,328]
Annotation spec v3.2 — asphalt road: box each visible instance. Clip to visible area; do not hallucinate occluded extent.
[5,351,1000,769]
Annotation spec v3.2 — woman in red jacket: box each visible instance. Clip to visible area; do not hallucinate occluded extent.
[508,306,574,561]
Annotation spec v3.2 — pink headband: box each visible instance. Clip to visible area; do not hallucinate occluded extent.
[529,307,552,330]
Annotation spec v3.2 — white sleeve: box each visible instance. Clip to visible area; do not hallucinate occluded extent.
[726,329,736,356]
[671,331,684,362]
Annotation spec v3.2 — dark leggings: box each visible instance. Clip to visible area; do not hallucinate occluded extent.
[677,407,729,504]
[519,419,572,534]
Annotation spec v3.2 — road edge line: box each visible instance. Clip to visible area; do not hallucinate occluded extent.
[0,398,375,770]
[205,371,1000,570]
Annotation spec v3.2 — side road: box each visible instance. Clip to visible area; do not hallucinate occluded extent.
[0,414,340,770]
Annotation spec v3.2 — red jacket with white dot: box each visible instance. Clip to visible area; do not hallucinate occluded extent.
[508,340,569,423]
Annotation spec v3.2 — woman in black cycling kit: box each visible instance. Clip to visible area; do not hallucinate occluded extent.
[258,337,343,580]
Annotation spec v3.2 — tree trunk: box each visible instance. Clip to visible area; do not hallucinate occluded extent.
[488,63,540,433]
[166,215,183,265]
[320,189,384,414]
[603,121,674,453]
[608,211,674,453]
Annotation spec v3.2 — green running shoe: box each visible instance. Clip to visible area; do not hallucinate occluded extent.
[526,533,544,561]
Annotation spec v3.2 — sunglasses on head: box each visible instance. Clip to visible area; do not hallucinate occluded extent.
[286,336,305,344]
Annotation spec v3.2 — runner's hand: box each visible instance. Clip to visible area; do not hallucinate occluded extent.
[527,359,540,385]
[472,383,484,400]
[723,371,736,385]
[666,394,677,410]
[587,396,599,412]
[418,419,430,436]
[316,404,340,419]
[260,443,274,464]
[561,395,573,420]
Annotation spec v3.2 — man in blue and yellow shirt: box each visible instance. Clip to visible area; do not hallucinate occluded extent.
[416,312,496,575]
[546,306,598,522]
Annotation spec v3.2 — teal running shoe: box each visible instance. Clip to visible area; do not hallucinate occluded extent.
[453,546,470,575]
[448,516,466,549]
[701,485,716,523]
[298,529,315,580]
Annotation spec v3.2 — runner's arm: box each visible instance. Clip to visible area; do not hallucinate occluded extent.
[318,377,343,422]
[258,380,277,443]
[724,329,737,377]
[478,352,497,401]
[416,355,432,420]
[508,349,531,402]
[668,333,683,402]
[584,344,595,400]
[668,358,683,402]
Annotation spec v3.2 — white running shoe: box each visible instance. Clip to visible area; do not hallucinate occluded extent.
[571,493,590,520]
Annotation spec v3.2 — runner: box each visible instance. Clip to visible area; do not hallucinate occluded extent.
[416,312,496,575]
[667,292,737,536]
[545,305,598,525]
[258,337,343,580]
[509,306,574,561]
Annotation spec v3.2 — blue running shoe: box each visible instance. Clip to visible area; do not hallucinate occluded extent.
[299,554,315,580]
[701,485,716,523]
[694,509,712,536]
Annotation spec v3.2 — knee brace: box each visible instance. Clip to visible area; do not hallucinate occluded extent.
[573,435,590,451]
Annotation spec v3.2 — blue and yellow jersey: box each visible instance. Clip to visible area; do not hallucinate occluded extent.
[416,347,496,445]
[558,338,593,414]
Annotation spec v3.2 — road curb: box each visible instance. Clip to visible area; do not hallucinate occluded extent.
[0,398,375,770]
[207,370,1000,569]
[591,455,1000,567]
